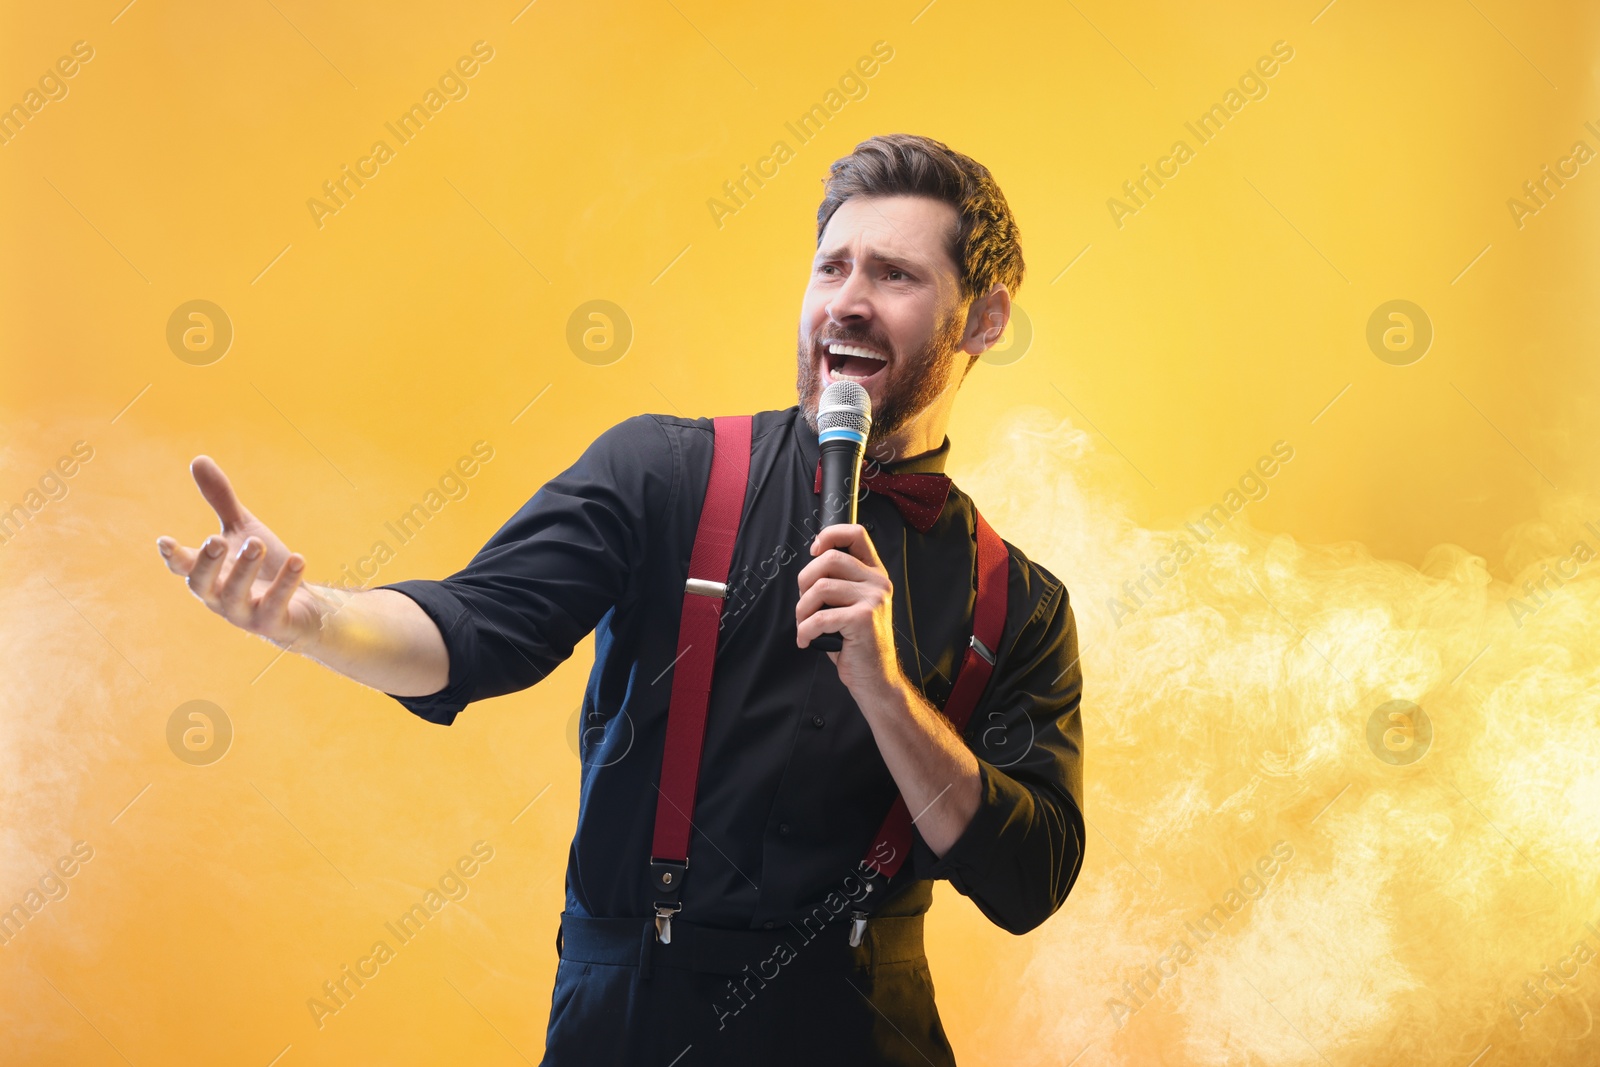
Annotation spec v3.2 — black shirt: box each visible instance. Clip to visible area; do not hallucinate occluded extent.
[380,406,1085,936]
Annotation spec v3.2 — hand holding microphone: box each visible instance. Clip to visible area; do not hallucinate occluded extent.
[806,381,871,653]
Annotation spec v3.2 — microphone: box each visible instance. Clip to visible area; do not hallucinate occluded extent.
[811,380,872,653]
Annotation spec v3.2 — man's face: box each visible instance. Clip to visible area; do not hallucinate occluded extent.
[796,195,971,447]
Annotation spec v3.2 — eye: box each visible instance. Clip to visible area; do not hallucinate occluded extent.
[886,268,909,281]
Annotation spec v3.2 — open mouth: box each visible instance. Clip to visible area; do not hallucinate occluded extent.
[823,341,889,384]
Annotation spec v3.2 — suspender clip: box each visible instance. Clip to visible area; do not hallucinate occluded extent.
[685,578,727,598]
[654,902,682,944]
[649,857,687,944]
[848,908,869,948]
[969,633,997,665]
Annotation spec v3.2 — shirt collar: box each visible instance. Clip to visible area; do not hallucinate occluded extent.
[787,405,951,476]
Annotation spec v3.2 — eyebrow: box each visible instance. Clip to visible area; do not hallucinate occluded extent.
[812,245,925,270]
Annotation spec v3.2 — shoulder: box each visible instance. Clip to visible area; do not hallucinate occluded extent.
[984,530,1079,689]
[616,407,796,444]
[615,407,798,465]
[571,408,798,508]
[1002,537,1070,632]
[593,412,690,451]
[949,484,1071,642]
[572,414,699,480]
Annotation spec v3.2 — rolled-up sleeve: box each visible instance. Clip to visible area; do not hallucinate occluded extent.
[915,569,1086,935]
[377,414,677,725]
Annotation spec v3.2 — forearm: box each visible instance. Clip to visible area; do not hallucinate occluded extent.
[855,677,983,857]
[923,761,1085,935]
[291,586,450,697]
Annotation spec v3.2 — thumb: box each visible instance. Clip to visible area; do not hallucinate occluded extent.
[190,455,251,531]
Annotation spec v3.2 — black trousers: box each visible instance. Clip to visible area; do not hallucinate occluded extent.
[540,911,957,1066]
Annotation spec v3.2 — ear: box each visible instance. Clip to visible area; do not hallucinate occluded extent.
[960,284,1012,358]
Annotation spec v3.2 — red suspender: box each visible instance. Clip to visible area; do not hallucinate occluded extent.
[647,415,1008,944]
[648,415,751,942]
[858,510,1007,885]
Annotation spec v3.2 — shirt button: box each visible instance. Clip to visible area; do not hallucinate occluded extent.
[864,521,876,533]
[778,822,791,837]
[811,714,825,728]
[763,920,775,929]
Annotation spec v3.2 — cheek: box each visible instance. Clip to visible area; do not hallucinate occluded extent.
[937,302,969,348]
[874,305,912,348]
[798,293,827,330]
[894,315,942,360]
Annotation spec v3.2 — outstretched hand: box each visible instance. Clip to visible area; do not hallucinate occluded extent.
[156,456,325,647]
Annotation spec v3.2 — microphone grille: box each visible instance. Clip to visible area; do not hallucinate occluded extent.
[818,380,872,437]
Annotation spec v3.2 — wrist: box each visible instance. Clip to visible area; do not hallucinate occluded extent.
[850,661,918,718]
[286,583,348,654]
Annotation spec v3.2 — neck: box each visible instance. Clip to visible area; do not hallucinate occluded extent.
[869,371,961,464]
[869,417,947,466]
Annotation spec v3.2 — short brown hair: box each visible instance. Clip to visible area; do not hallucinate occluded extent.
[816,133,1025,304]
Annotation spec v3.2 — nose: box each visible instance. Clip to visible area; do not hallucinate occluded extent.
[825,265,873,325]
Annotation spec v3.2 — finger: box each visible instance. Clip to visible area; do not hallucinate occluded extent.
[256,552,306,622]
[190,455,252,532]
[797,548,877,594]
[185,535,229,604]
[811,523,881,568]
[217,537,267,618]
[157,537,200,576]
[795,577,870,622]
[797,607,852,648]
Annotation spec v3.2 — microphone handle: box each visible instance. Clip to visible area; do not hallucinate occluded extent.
[813,439,864,653]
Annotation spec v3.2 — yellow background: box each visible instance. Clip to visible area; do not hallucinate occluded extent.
[3,1,1599,1064]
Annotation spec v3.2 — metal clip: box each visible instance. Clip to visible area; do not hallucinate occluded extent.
[654,902,681,944]
[685,578,727,599]
[848,908,868,948]
[969,633,996,666]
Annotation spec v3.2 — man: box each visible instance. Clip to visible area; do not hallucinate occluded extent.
[156,133,1085,1065]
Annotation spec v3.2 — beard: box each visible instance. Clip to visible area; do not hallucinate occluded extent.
[796,308,966,451]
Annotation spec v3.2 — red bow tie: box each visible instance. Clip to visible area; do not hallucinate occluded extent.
[813,460,953,534]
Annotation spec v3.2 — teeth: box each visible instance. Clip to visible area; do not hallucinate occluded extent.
[826,343,887,363]
[823,342,888,382]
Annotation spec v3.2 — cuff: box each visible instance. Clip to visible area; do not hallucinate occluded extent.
[374,579,478,726]
[919,758,1023,882]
